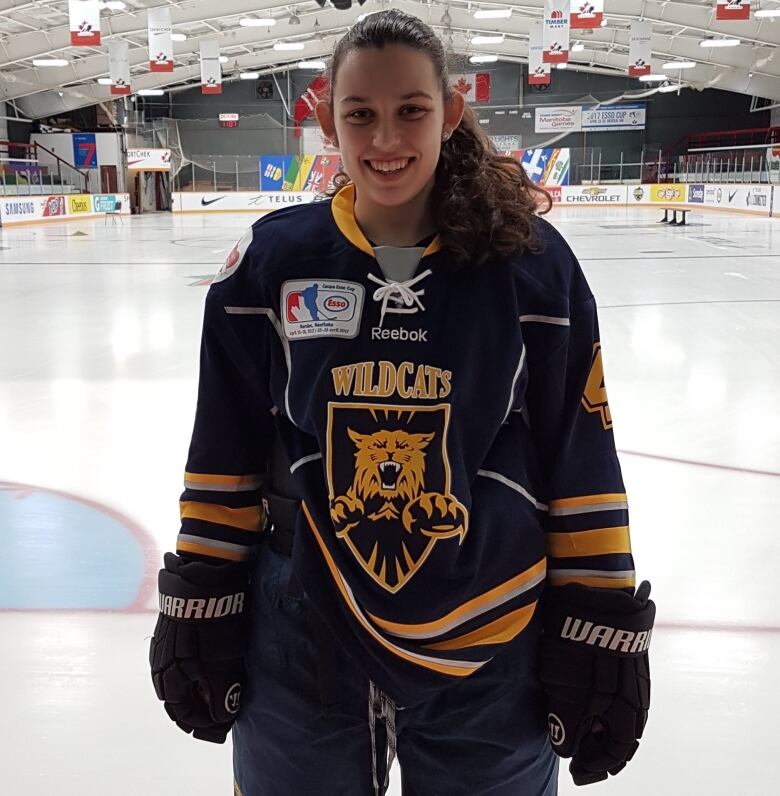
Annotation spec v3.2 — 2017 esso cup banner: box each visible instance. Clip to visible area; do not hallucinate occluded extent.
[581,104,646,131]
[560,186,629,204]
[172,192,316,213]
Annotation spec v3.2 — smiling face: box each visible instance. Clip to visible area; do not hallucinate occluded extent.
[316,44,464,211]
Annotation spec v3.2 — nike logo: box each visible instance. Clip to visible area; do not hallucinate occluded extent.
[728,190,738,202]
[201,197,224,206]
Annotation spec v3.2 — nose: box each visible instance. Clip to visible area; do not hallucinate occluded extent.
[372,119,402,152]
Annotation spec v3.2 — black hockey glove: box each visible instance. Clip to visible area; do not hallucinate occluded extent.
[149,552,250,743]
[539,581,655,786]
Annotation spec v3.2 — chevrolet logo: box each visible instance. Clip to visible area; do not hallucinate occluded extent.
[582,187,607,196]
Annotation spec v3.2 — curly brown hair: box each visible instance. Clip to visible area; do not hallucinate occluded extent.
[324,9,551,268]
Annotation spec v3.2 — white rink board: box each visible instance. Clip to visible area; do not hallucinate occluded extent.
[0,192,130,225]
[172,191,316,213]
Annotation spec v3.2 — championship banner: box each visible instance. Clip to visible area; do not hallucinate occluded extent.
[543,0,570,63]
[570,0,604,29]
[69,0,100,46]
[147,7,174,73]
[529,21,551,86]
[449,73,491,102]
[200,38,221,95]
[108,40,130,96]
[716,0,750,20]
[628,20,653,77]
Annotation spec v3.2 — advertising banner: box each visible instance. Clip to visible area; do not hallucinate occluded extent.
[687,184,705,203]
[172,192,316,213]
[92,194,118,212]
[582,103,646,131]
[529,20,551,86]
[570,0,603,29]
[716,0,750,20]
[69,0,100,46]
[127,149,171,171]
[628,20,653,77]
[200,38,222,95]
[561,185,629,204]
[535,105,581,133]
[650,184,686,203]
[68,194,93,214]
[543,0,570,63]
[108,40,131,96]
[521,149,570,185]
[148,7,174,73]
[703,184,771,213]
[72,133,98,169]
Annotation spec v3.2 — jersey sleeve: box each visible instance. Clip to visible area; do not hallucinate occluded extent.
[176,238,276,565]
[524,264,635,591]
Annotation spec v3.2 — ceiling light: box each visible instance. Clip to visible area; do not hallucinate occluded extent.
[138,89,164,96]
[639,73,668,82]
[171,33,186,42]
[470,34,505,45]
[97,77,113,85]
[273,41,305,50]
[600,18,608,26]
[571,43,585,52]
[33,58,68,67]
[755,9,780,17]
[469,54,498,63]
[700,38,741,47]
[556,62,568,69]
[239,18,276,27]
[219,56,229,63]
[662,61,696,70]
[239,71,260,79]
[296,60,327,70]
[658,82,681,93]
[473,8,512,19]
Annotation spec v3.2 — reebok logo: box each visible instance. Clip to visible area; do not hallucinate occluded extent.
[159,591,245,620]
[371,327,429,343]
[561,616,652,653]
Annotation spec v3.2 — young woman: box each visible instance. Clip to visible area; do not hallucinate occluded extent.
[150,10,654,796]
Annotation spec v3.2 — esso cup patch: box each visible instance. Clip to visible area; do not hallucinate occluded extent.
[281,279,365,340]
[213,228,253,284]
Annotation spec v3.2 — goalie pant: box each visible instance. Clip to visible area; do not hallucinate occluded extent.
[177,183,637,708]
[231,534,559,796]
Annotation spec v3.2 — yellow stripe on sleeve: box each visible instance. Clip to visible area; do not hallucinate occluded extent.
[549,493,627,510]
[548,574,636,589]
[176,541,246,562]
[179,501,265,532]
[184,472,262,491]
[423,603,536,651]
[547,526,632,558]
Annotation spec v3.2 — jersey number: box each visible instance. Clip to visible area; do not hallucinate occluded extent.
[581,343,612,430]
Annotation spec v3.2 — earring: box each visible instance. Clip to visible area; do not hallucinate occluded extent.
[441,129,451,142]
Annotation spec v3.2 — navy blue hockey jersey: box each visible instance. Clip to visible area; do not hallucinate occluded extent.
[177,183,635,705]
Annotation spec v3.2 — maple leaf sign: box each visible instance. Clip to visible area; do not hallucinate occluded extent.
[453,77,472,96]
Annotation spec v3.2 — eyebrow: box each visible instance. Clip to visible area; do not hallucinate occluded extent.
[340,91,434,104]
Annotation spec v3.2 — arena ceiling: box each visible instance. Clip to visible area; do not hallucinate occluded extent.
[1,0,779,120]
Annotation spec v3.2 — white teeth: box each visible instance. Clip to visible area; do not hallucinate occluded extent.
[369,158,410,173]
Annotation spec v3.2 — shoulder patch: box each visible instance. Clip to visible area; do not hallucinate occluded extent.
[213,227,254,284]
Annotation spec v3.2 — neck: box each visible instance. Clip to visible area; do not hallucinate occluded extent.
[353,182,436,247]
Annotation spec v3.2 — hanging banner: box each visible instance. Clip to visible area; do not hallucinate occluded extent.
[294,74,331,137]
[200,38,221,95]
[148,7,174,73]
[628,20,653,77]
[108,40,131,96]
[529,20,552,85]
[543,0,571,63]
[449,73,491,102]
[716,0,750,20]
[570,0,604,29]
[69,0,101,46]
[582,103,646,130]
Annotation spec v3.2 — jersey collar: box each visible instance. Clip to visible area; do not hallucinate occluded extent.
[331,182,442,260]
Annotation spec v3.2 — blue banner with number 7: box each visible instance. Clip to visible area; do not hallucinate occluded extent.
[72,133,98,169]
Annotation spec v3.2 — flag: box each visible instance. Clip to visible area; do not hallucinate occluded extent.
[200,39,221,95]
[294,74,330,137]
[570,0,604,29]
[449,73,491,102]
[108,40,130,95]
[69,0,100,46]
[716,0,750,20]
[529,21,552,85]
[628,20,653,77]
[544,0,571,63]
[148,7,173,73]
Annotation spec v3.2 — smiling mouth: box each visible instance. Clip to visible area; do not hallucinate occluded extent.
[366,157,414,175]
